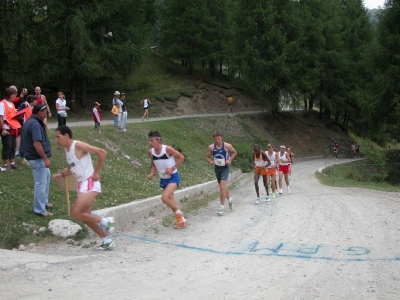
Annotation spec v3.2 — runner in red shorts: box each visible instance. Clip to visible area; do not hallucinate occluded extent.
[278,145,290,195]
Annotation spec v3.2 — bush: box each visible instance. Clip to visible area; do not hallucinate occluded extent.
[233,142,254,173]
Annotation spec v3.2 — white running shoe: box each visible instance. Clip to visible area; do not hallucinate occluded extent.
[217,207,224,215]
[265,195,270,202]
[279,189,283,195]
[94,241,115,250]
[287,187,290,194]
[228,197,233,210]
[255,198,261,204]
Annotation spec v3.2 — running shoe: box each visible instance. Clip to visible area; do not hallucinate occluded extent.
[228,197,233,210]
[217,207,224,215]
[175,213,187,229]
[100,217,115,235]
[271,193,276,199]
[4,164,13,171]
[287,187,290,194]
[255,198,261,204]
[94,241,115,250]
[279,189,283,195]
[0,167,6,172]
[265,195,270,202]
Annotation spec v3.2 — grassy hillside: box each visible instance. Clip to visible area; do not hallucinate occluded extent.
[1,52,392,249]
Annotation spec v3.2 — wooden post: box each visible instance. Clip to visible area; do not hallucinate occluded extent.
[65,176,70,215]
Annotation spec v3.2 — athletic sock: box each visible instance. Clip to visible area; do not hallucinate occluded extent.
[100,218,109,225]
[103,237,112,244]
[175,209,182,215]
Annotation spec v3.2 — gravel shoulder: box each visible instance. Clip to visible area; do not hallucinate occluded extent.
[1,158,400,299]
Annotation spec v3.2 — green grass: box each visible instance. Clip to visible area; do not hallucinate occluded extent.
[0,115,263,249]
[316,161,400,192]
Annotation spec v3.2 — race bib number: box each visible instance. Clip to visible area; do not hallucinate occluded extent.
[214,158,226,166]
[158,170,171,179]
[255,160,265,167]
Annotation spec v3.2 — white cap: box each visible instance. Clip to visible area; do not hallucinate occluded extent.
[114,91,120,96]
[280,145,286,149]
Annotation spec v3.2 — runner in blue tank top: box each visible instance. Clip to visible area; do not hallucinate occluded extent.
[147,130,187,229]
[206,130,237,215]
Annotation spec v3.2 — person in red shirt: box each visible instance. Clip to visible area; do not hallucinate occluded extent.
[0,87,21,171]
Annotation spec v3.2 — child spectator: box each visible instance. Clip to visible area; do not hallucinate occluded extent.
[93,102,102,134]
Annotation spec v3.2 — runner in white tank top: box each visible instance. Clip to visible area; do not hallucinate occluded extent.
[265,144,280,198]
[147,130,187,229]
[53,125,115,251]
[278,145,290,195]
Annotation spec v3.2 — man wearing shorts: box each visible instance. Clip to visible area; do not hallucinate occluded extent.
[252,144,271,203]
[206,130,237,215]
[278,145,290,195]
[147,130,187,229]
[265,144,280,199]
[53,125,115,250]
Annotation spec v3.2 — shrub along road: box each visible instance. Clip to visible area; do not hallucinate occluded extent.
[1,158,399,299]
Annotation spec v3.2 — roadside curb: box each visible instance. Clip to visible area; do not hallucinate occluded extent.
[94,169,243,231]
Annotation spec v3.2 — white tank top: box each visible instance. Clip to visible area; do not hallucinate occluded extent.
[279,151,289,166]
[265,151,277,168]
[143,99,149,108]
[65,140,94,182]
[151,145,177,178]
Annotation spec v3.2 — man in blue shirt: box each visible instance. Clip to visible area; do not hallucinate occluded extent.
[20,104,53,217]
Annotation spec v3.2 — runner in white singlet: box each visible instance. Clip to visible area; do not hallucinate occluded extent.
[53,125,115,251]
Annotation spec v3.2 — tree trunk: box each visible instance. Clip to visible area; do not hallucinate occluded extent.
[70,79,77,112]
[81,78,87,108]
[219,60,223,74]
[209,59,216,77]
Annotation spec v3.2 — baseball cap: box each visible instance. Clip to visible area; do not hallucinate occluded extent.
[93,102,101,106]
[32,104,46,114]
[121,92,125,95]
[280,145,286,149]
[114,91,120,96]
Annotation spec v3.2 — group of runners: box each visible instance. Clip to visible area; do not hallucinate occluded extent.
[251,144,295,203]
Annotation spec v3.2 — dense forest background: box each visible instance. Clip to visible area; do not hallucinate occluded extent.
[1,0,399,145]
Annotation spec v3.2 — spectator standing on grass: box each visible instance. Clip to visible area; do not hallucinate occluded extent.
[53,125,115,250]
[14,87,27,157]
[252,144,271,204]
[34,86,51,129]
[147,130,187,229]
[55,92,70,127]
[17,94,38,167]
[120,92,128,131]
[93,102,102,134]
[141,96,151,121]
[278,145,290,195]
[20,104,53,216]
[206,130,237,215]
[0,87,22,172]
[111,91,121,131]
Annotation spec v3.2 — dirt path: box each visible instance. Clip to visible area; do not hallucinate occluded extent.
[1,158,399,299]
[47,110,263,129]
